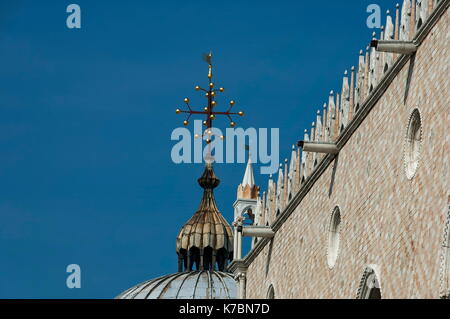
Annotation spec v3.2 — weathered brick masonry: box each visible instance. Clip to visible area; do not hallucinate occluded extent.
[231,1,449,299]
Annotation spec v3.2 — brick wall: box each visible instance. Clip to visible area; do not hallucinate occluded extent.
[245,6,449,299]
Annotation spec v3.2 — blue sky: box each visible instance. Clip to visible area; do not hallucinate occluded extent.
[0,0,396,298]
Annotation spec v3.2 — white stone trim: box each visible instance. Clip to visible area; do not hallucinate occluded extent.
[327,206,342,269]
[439,204,450,298]
[356,264,382,299]
[403,108,423,180]
[266,284,275,299]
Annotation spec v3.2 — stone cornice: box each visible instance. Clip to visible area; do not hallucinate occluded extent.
[228,259,249,274]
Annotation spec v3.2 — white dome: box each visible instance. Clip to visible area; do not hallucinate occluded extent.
[116,271,237,299]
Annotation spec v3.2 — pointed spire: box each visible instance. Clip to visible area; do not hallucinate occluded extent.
[340,70,350,131]
[302,129,309,167]
[349,66,355,121]
[416,0,429,31]
[237,156,260,200]
[395,4,401,41]
[322,103,328,141]
[400,0,411,41]
[364,47,370,99]
[385,10,394,40]
[277,163,284,192]
[309,122,316,172]
[334,92,341,140]
[289,145,297,180]
[384,10,395,72]
[427,0,433,16]
[328,91,336,117]
[260,191,267,226]
[267,173,275,223]
[284,158,289,205]
[254,196,263,226]
[316,110,322,142]
[242,156,255,188]
[301,129,309,181]
[410,0,416,37]
[327,91,336,141]
[276,163,284,215]
[355,51,365,113]
[369,34,378,93]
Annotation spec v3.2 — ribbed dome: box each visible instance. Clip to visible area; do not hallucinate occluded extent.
[176,187,233,252]
[176,164,233,272]
[116,271,237,299]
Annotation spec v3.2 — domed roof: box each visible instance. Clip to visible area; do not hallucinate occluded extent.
[116,271,237,299]
[176,164,233,272]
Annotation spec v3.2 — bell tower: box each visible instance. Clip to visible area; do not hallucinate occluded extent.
[233,156,260,224]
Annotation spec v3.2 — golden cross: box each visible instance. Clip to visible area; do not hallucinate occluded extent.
[175,52,244,144]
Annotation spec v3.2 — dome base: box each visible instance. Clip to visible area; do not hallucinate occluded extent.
[116,271,237,299]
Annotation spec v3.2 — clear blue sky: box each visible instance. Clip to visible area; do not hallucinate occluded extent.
[0,0,396,298]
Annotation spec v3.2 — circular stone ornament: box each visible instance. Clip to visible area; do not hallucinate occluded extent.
[327,206,342,269]
[404,109,422,180]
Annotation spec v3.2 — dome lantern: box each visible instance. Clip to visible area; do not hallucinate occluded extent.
[176,163,234,272]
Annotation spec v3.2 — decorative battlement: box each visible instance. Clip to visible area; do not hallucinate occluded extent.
[249,0,446,230]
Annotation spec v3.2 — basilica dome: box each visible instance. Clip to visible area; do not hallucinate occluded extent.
[117,163,237,299]
[116,271,236,299]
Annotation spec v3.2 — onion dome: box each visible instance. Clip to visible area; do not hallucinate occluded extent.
[116,271,236,299]
[176,163,234,272]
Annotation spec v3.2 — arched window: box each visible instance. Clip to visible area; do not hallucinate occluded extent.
[327,206,341,268]
[188,247,200,271]
[178,249,187,272]
[216,248,228,271]
[244,208,255,225]
[357,265,382,299]
[267,284,275,299]
[203,247,213,271]
[440,204,450,299]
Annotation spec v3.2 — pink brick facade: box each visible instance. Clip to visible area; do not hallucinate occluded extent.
[242,3,449,299]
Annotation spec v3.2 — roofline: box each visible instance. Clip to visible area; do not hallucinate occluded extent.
[228,0,449,272]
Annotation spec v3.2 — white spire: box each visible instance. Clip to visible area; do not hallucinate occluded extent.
[242,156,255,187]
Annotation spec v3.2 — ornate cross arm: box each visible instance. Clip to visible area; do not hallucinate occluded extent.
[175,52,245,140]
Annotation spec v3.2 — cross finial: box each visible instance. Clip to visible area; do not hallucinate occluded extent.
[176,53,245,144]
